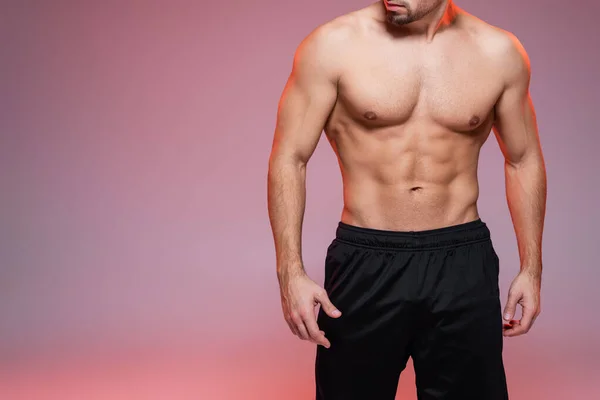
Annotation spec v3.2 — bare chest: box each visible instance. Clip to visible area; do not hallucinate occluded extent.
[336,40,503,132]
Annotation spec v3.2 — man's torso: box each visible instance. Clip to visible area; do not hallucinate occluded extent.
[322,4,511,231]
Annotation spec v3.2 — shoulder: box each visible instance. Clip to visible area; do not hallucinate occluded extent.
[292,9,363,76]
[460,13,531,84]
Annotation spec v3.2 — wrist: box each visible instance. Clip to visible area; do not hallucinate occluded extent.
[520,261,542,279]
[277,262,306,282]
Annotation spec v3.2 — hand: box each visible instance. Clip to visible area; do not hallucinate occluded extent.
[502,269,541,337]
[279,269,341,348]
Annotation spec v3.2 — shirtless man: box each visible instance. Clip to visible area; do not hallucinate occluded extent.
[267,1,546,398]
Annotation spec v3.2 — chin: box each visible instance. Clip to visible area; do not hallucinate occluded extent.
[387,14,413,26]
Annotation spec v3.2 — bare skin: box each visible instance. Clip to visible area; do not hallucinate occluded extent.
[268,0,546,349]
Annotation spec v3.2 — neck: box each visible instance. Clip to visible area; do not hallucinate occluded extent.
[383,0,459,42]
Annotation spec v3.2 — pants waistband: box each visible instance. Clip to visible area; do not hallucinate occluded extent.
[335,218,490,250]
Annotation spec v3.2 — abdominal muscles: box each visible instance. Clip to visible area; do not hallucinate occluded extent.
[326,120,488,231]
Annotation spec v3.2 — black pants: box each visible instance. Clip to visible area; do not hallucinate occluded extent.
[315,218,508,400]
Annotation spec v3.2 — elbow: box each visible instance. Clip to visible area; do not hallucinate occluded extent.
[504,151,546,186]
[504,157,525,171]
[504,146,544,171]
[268,153,307,180]
[268,150,307,173]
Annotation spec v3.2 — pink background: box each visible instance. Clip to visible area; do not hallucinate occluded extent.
[1,1,599,399]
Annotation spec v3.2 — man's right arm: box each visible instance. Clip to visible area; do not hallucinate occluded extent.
[268,26,340,277]
[267,25,344,347]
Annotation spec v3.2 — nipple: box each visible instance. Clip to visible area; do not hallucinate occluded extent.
[364,111,378,121]
[469,116,481,126]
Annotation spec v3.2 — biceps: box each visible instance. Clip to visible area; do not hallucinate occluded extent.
[271,74,337,166]
[493,91,540,166]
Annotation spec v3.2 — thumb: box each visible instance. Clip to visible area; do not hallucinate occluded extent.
[503,291,519,322]
[316,290,341,318]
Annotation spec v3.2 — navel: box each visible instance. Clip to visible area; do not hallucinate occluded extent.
[469,116,481,126]
[364,111,378,121]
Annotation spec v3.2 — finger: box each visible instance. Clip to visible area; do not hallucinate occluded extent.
[291,313,310,340]
[505,323,526,337]
[518,302,537,334]
[315,290,341,318]
[296,323,310,341]
[503,291,520,323]
[502,319,518,330]
[285,318,299,337]
[503,320,521,337]
[303,312,330,348]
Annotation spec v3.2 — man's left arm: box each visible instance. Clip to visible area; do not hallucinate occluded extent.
[492,34,547,337]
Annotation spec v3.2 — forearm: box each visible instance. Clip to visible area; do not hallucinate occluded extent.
[505,154,547,277]
[267,157,308,280]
